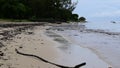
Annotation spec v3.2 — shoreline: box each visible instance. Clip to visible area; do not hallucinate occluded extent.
[53,27,120,68]
[0,22,119,68]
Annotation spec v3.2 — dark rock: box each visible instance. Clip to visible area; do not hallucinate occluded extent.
[0,51,4,56]
[41,43,44,44]
[0,63,3,67]
[27,32,34,35]
[19,46,23,49]
[0,42,4,47]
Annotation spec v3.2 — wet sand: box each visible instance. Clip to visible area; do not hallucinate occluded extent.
[53,23,120,68]
[0,22,117,68]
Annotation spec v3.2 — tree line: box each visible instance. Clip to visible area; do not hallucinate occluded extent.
[0,0,80,22]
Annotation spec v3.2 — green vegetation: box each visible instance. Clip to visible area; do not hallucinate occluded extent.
[79,17,86,22]
[0,19,30,22]
[0,0,79,22]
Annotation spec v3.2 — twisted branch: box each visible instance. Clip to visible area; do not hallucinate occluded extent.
[15,48,86,68]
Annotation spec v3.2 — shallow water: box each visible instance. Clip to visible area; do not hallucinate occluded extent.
[56,29,120,68]
[45,30,110,68]
[57,44,110,68]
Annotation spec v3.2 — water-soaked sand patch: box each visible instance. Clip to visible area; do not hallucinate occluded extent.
[45,30,111,68]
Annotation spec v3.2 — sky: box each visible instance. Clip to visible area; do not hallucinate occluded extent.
[72,0,120,22]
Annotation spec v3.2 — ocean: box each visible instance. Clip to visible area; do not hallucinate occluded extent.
[84,21,120,33]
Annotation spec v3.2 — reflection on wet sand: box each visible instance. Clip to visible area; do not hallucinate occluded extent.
[45,30,110,68]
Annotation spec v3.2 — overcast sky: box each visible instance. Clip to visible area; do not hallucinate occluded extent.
[72,0,120,22]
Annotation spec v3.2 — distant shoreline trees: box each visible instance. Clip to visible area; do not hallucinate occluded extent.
[79,17,86,22]
[0,0,80,22]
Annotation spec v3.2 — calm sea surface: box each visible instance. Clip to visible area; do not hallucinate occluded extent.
[84,21,120,32]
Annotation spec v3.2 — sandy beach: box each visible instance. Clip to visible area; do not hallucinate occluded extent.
[0,22,119,68]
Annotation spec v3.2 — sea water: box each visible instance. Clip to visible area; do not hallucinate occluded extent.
[84,21,120,32]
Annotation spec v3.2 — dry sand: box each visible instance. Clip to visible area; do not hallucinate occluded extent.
[0,23,118,68]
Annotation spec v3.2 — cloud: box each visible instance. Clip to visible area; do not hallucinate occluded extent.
[73,0,120,21]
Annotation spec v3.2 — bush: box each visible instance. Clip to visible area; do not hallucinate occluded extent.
[79,17,86,22]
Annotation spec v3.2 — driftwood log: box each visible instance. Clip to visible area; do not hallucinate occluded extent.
[15,48,86,68]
